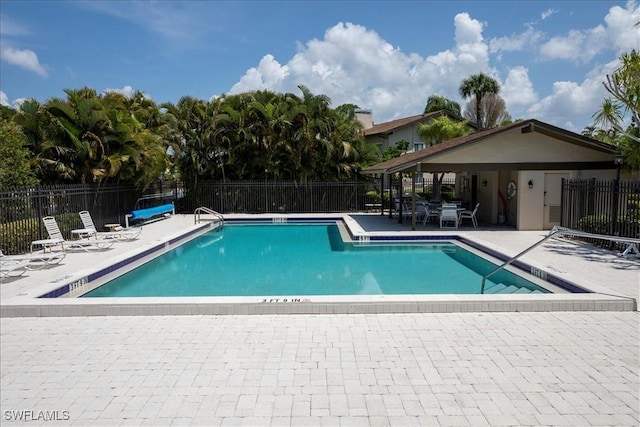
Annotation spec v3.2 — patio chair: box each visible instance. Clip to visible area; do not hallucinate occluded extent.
[76,211,141,241]
[393,199,411,220]
[0,258,30,279]
[458,203,480,228]
[439,205,459,229]
[422,204,440,225]
[40,216,114,252]
[0,249,66,270]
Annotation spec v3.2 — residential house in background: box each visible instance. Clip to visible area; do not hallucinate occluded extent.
[356,109,473,154]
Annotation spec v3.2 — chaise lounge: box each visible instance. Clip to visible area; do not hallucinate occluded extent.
[0,258,30,278]
[37,217,114,252]
[1,249,66,270]
[75,211,142,241]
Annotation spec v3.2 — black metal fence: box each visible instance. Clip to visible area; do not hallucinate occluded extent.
[178,181,370,214]
[0,182,180,254]
[561,178,640,243]
[1,180,373,254]
[6,178,635,255]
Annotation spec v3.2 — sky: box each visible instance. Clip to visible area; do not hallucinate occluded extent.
[1,1,639,133]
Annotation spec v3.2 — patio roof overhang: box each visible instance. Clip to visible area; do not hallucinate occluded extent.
[362,119,620,175]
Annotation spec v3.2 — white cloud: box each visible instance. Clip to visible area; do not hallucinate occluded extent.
[0,91,26,109]
[489,27,543,54]
[0,46,48,77]
[539,28,606,63]
[539,1,639,62]
[226,4,635,131]
[103,85,140,98]
[229,15,494,123]
[525,61,615,131]
[12,98,27,109]
[231,54,289,91]
[501,67,538,110]
[0,90,9,106]
[604,1,640,52]
[541,9,558,20]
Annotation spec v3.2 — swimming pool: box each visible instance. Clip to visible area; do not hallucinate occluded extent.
[82,223,550,297]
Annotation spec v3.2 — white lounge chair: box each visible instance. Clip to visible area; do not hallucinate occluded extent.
[439,205,459,229]
[458,203,480,228]
[41,216,114,252]
[75,211,141,241]
[0,258,30,278]
[0,249,66,270]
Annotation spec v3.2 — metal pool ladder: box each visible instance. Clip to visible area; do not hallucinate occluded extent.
[194,206,224,228]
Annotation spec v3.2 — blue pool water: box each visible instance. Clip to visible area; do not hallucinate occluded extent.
[83,224,549,297]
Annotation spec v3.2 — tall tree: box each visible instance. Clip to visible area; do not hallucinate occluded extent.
[459,73,500,130]
[164,96,217,185]
[462,93,511,129]
[417,116,471,199]
[592,49,639,144]
[423,95,461,116]
[0,119,38,187]
[590,49,640,170]
[43,88,111,183]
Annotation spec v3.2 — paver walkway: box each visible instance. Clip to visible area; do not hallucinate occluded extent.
[1,312,638,426]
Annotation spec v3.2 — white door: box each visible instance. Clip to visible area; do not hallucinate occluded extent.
[543,173,569,229]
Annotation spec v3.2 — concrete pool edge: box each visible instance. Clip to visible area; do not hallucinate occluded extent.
[0,293,635,317]
[1,213,636,317]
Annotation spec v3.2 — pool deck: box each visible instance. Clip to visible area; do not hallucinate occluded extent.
[1,214,638,426]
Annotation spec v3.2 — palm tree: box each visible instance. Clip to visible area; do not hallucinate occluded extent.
[423,95,461,116]
[597,50,639,144]
[13,99,53,180]
[164,96,215,184]
[44,88,111,183]
[417,116,471,199]
[459,73,500,130]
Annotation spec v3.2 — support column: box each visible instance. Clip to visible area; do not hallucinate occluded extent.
[380,174,385,216]
[388,174,393,219]
[411,172,416,230]
[398,173,404,224]
[411,163,420,230]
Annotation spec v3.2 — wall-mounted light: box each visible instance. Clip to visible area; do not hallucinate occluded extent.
[482,179,488,187]
[614,154,624,182]
[528,180,534,189]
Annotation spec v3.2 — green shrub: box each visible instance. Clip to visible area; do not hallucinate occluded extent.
[365,190,381,203]
[576,215,610,235]
[0,213,82,254]
[0,218,41,255]
[577,213,640,238]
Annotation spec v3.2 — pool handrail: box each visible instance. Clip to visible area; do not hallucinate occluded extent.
[194,206,224,228]
[480,226,640,293]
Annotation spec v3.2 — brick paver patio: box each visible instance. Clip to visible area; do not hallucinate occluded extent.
[1,312,639,426]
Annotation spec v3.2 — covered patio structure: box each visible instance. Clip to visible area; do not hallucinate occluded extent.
[363,119,621,231]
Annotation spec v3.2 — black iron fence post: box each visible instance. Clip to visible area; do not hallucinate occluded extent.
[611,155,623,236]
